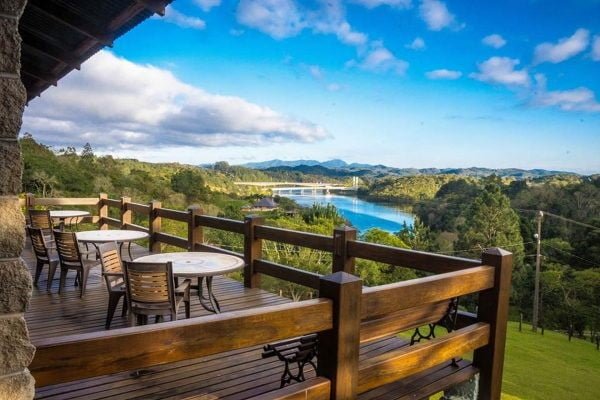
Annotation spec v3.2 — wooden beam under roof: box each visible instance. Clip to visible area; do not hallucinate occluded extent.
[20,29,81,70]
[135,0,167,16]
[27,0,114,47]
[22,67,58,87]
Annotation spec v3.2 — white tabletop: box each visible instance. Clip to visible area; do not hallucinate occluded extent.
[134,252,245,277]
[76,230,149,243]
[50,210,90,218]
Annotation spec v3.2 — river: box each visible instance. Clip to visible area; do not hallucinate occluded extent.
[281,193,414,233]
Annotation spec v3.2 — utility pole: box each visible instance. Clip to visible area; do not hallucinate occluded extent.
[532,210,544,332]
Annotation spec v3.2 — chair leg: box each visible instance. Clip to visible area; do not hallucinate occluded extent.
[106,293,120,330]
[34,261,45,286]
[80,267,91,297]
[185,299,191,319]
[121,295,128,317]
[58,268,68,294]
[47,262,58,291]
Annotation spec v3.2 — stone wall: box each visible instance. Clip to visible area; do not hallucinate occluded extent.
[0,1,35,399]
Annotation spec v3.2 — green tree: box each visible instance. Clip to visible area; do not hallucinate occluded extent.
[170,168,208,202]
[456,183,524,266]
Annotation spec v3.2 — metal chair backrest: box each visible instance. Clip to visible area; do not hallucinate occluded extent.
[53,230,82,267]
[123,261,176,308]
[29,209,53,230]
[98,242,124,290]
[27,226,51,262]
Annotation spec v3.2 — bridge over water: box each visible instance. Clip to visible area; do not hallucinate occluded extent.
[234,181,358,194]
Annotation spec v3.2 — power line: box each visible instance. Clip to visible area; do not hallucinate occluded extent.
[541,242,599,267]
[516,209,600,231]
[434,241,534,255]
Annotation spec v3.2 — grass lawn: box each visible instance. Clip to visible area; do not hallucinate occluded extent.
[501,321,600,399]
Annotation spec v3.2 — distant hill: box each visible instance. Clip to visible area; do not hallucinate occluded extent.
[241,159,577,179]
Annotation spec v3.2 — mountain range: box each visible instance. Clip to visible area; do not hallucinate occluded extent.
[240,159,576,179]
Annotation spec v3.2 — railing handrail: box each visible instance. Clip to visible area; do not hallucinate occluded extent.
[24,194,483,277]
[31,298,333,387]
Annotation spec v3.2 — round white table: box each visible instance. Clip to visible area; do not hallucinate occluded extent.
[76,230,149,260]
[50,210,90,230]
[134,252,245,313]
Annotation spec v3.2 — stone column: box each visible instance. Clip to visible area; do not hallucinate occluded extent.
[0,1,36,399]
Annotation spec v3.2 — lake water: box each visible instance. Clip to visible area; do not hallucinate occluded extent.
[281,193,414,233]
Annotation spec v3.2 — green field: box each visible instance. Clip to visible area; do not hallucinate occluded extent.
[501,321,600,399]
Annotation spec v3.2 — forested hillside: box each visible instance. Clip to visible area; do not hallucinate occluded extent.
[21,134,600,342]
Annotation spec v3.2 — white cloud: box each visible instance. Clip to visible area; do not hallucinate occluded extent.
[482,34,506,49]
[236,0,305,39]
[419,0,456,31]
[236,0,368,46]
[406,37,426,50]
[331,21,368,46]
[532,74,600,113]
[592,35,600,61]
[470,57,529,87]
[349,0,412,9]
[163,6,206,30]
[326,83,344,92]
[194,0,221,12]
[533,28,590,64]
[426,69,462,80]
[308,65,324,79]
[22,51,330,150]
[349,42,409,75]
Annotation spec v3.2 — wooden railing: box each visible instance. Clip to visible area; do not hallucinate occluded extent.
[24,194,513,399]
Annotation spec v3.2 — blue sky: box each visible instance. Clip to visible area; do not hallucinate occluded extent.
[22,0,600,173]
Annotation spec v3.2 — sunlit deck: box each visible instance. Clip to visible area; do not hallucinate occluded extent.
[23,242,476,400]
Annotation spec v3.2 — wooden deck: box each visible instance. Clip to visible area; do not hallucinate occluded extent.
[23,242,475,400]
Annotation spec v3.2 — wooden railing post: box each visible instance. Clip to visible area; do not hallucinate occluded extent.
[98,193,108,230]
[188,205,203,251]
[149,200,162,253]
[317,271,361,400]
[473,248,513,400]
[25,193,35,209]
[332,226,357,274]
[243,215,264,288]
[120,196,131,229]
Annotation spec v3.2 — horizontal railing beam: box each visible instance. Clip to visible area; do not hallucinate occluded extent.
[154,232,188,249]
[360,300,450,344]
[245,377,331,400]
[255,225,334,252]
[102,217,121,228]
[361,266,494,319]
[156,207,189,222]
[196,215,245,234]
[31,299,333,387]
[31,197,99,206]
[126,202,150,215]
[358,322,490,394]
[195,243,244,258]
[103,198,121,208]
[122,223,149,233]
[255,259,322,289]
[347,240,481,274]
